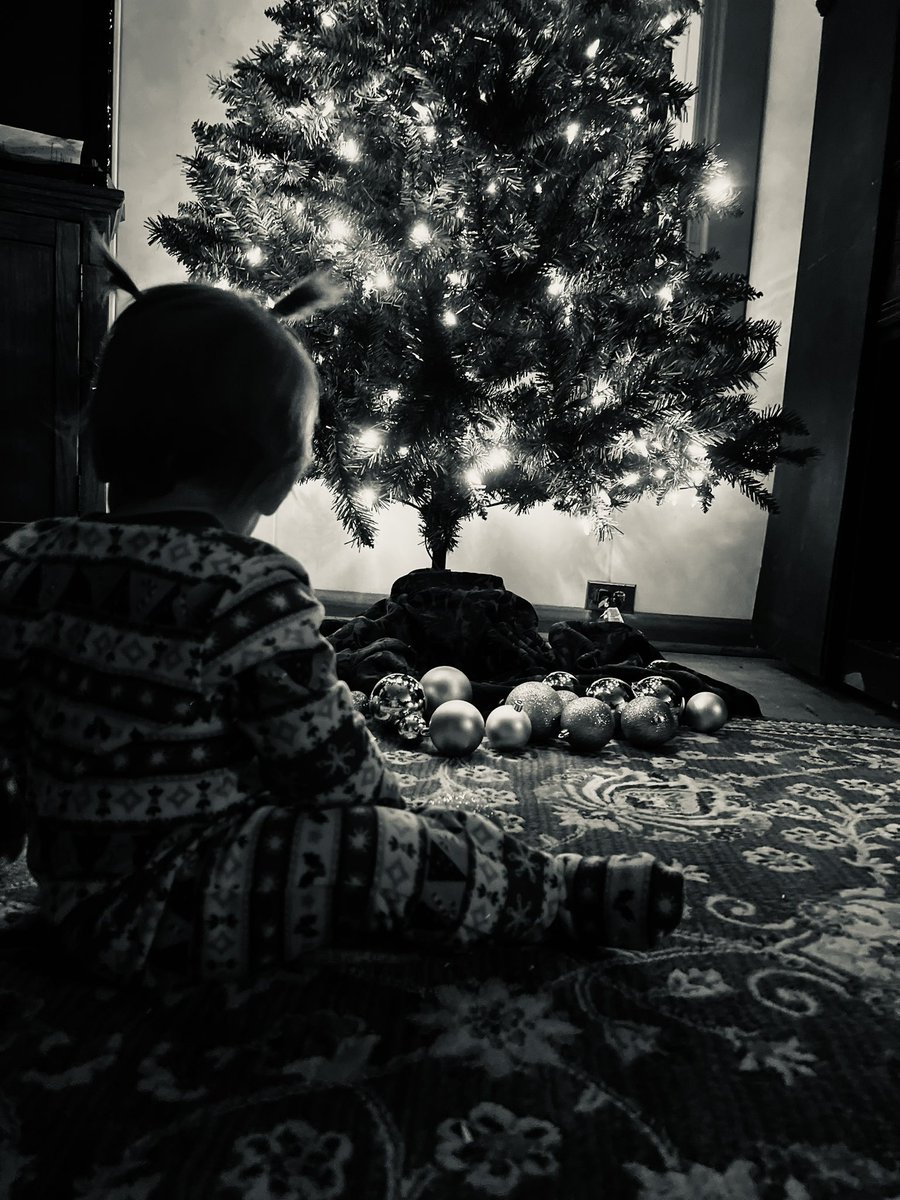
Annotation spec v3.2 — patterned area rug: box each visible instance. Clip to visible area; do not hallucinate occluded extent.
[1,718,899,1200]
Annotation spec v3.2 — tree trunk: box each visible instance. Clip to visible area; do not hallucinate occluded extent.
[430,545,447,570]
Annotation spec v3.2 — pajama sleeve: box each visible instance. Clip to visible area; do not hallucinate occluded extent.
[203,555,403,810]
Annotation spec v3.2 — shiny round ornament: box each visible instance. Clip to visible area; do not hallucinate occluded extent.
[559,697,615,753]
[484,703,532,750]
[632,675,684,715]
[542,671,580,694]
[505,681,564,742]
[619,696,679,748]
[584,677,634,712]
[369,673,426,724]
[429,700,485,757]
[682,691,729,732]
[349,690,370,717]
[397,709,429,743]
[419,665,473,712]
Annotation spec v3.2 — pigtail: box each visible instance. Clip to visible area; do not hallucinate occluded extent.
[272,271,347,322]
[90,228,143,302]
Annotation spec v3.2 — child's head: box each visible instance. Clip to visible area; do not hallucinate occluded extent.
[88,278,324,511]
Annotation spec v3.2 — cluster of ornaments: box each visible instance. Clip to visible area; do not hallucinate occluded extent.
[357,661,729,758]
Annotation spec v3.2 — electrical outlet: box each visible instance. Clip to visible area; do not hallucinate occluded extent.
[584,580,636,614]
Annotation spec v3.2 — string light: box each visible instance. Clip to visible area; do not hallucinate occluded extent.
[632,438,649,456]
[485,447,509,469]
[383,388,400,404]
[591,377,614,406]
[368,268,393,290]
[703,172,736,206]
[547,273,565,297]
[687,467,708,486]
[358,428,384,451]
[214,279,232,290]
[465,469,483,488]
[338,136,360,161]
[447,271,463,286]
[320,10,337,28]
[586,38,601,58]
[398,446,409,457]
[486,180,498,195]
[284,41,301,60]
[653,467,668,480]
[244,245,265,266]
[621,472,641,486]
[565,122,580,144]
[422,126,437,142]
[534,182,543,194]
[410,221,432,246]
[329,216,351,241]
[322,97,336,116]
[685,441,706,460]
[659,12,680,31]
[442,310,458,327]
[630,104,645,120]
[357,486,378,508]
[657,284,674,305]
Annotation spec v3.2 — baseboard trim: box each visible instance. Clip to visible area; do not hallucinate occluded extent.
[318,589,760,654]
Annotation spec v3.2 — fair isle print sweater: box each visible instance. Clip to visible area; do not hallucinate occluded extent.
[0,512,402,973]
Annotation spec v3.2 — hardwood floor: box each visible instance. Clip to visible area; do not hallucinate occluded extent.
[666,651,900,727]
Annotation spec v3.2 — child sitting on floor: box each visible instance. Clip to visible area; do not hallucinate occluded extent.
[0,249,683,984]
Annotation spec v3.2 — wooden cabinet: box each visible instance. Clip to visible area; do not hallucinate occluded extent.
[753,0,900,709]
[0,168,123,535]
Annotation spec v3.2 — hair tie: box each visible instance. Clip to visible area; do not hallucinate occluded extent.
[91,229,143,301]
[272,271,347,322]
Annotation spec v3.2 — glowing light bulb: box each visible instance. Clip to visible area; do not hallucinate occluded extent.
[591,377,614,406]
[465,469,483,488]
[565,121,580,144]
[456,207,465,219]
[659,12,679,31]
[630,104,645,120]
[534,182,543,194]
[398,446,409,457]
[358,428,383,451]
[370,269,393,290]
[322,97,336,116]
[486,180,498,195]
[447,271,463,286]
[214,279,232,290]
[357,487,378,508]
[244,245,264,266]
[704,173,735,206]
[339,136,360,161]
[410,221,432,246]
[685,440,706,460]
[384,389,400,403]
[329,217,351,241]
[284,41,301,60]
[442,310,458,327]
[485,447,509,469]
[632,438,649,457]
[621,472,641,486]
[586,38,601,58]
[597,489,612,508]
[653,467,668,480]
[688,467,708,486]
[657,285,674,305]
[320,10,337,28]
[547,274,565,297]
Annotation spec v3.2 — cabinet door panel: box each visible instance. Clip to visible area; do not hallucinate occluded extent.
[0,212,79,522]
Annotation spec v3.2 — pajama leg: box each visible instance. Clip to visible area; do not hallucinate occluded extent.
[145,803,683,980]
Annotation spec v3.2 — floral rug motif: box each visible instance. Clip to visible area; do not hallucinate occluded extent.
[1,718,899,1199]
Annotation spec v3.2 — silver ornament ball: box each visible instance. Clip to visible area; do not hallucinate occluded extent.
[682,691,729,732]
[370,673,427,724]
[429,700,485,757]
[559,697,616,752]
[485,703,532,750]
[505,681,564,742]
[619,696,679,748]
[419,665,473,712]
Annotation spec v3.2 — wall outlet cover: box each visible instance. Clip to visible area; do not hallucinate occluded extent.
[585,581,637,614]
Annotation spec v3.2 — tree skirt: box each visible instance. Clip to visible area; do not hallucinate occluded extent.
[1,719,899,1199]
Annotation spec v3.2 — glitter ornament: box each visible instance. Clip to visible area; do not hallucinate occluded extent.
[555,689,579,709]
[505,681,564,742]
[397,709,429,742]
[485,703,532,750]
[682,691,729,732]
[370,673,427,724]
[419,665,473,711]
[559,697,615,752]
[429,700,485,756]
[542,670,580,693]
[632,675,684,715]
[619,696,678,748]
[349,690,370,716]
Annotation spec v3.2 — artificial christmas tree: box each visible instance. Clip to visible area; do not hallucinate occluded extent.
[150,0,813,569]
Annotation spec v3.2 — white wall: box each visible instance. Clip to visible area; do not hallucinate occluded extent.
[116,0,821,617]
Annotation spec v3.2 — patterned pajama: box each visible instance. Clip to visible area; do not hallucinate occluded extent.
[0,514,681,984]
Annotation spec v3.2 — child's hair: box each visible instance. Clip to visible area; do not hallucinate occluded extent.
[88,242,344,507]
